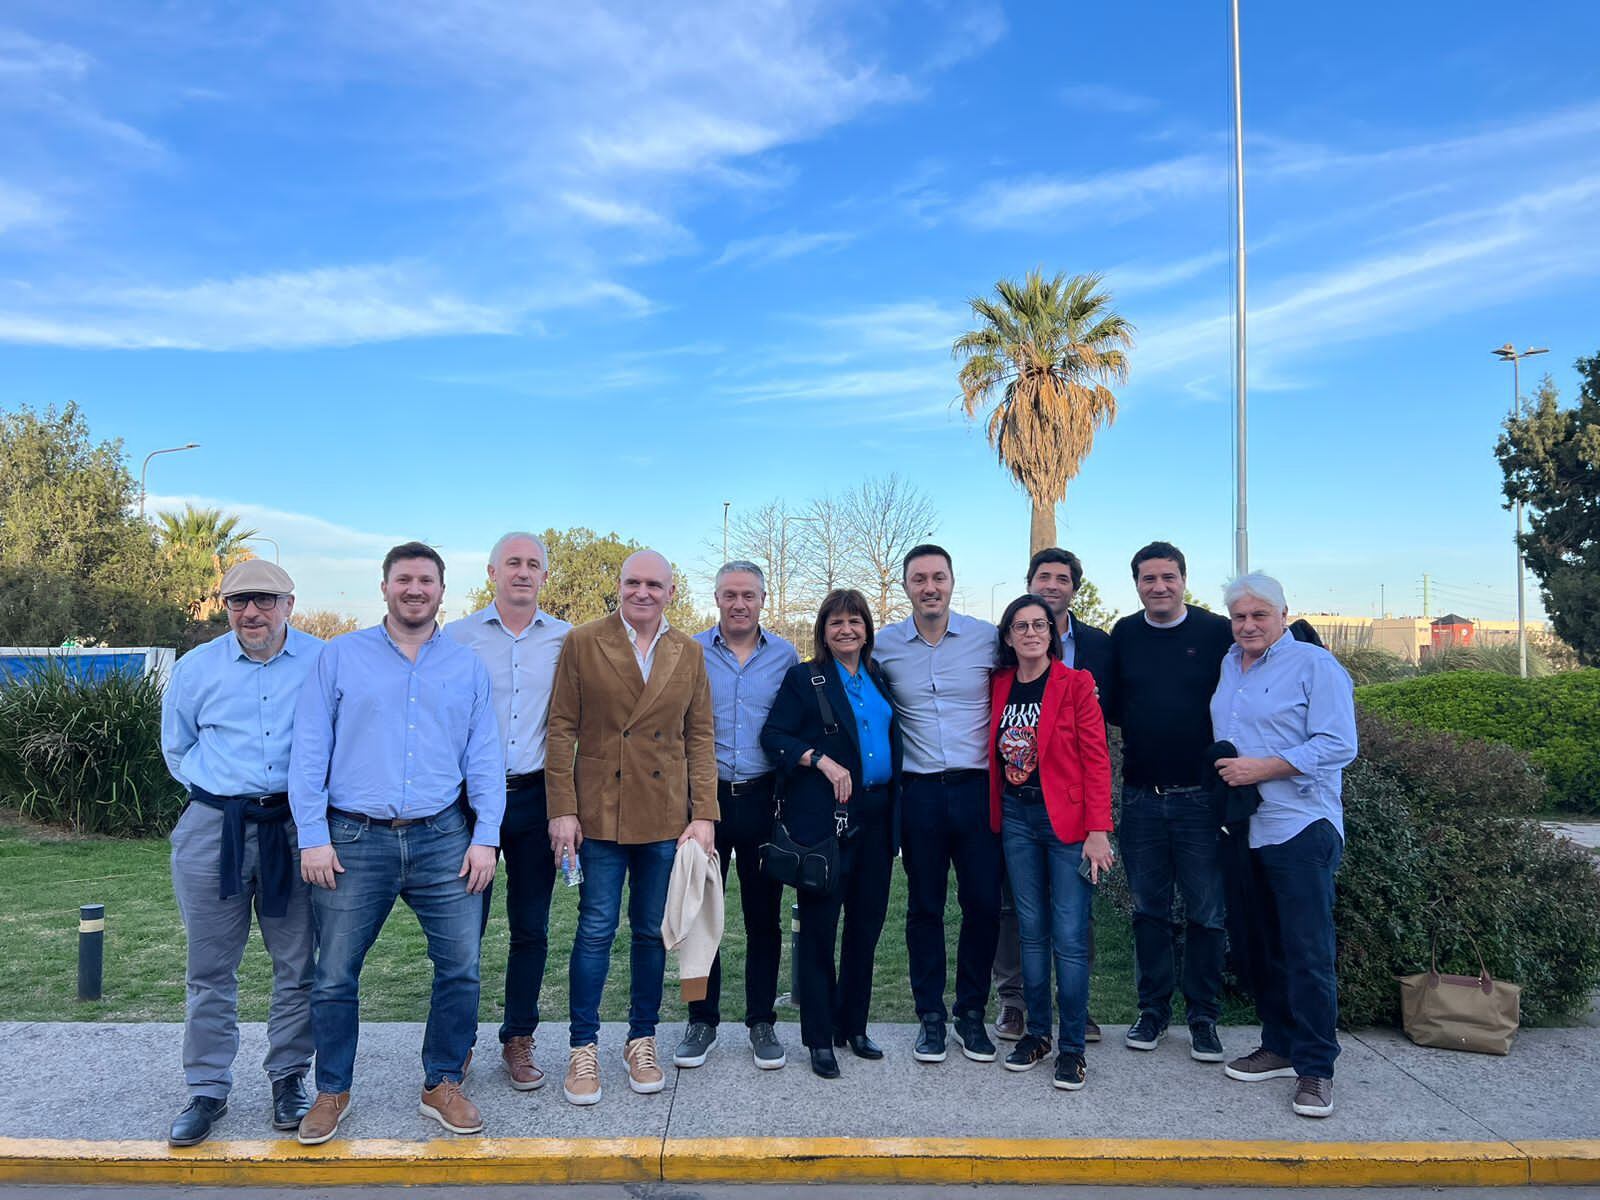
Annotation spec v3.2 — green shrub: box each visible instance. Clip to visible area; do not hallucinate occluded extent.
[1335,646,1416,686]
[1336,711,1600,1025]
[0,662,184,836]
[1357,670,1600,813]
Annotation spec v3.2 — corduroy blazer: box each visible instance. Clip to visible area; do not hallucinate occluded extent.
[987,661,1113,845]
[545,612,719,843]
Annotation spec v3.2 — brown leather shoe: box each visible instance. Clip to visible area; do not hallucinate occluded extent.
[994,1005,1026,1042]
[502,1035,545,1091]
[419,1079,483,1134]
[623,1036,665,1094]
[296,1092,351,1146]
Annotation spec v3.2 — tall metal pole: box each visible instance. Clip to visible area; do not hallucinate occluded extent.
[138,443,201,519]
[1493,344,1547,679]
[1230,0,1249,578]
[722,501,731,563]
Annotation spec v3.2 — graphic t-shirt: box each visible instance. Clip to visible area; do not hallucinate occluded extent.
[996,671,1048,792]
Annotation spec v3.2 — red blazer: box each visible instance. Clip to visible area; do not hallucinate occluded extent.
[988,661,1113,844]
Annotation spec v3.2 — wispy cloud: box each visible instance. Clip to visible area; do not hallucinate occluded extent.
[0,182,56,234]
[965,155,1224,228]
[712,229,855,268]
[1059,83,1157,114]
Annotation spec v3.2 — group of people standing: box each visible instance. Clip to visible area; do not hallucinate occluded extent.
[160,529,1357,1149]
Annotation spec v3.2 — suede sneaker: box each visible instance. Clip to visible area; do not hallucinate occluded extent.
[952,1012,997,1062]
[913,1013,947,1063]
[1293,1075,1334,1117]
[1003,1033,1052,1072]
[296,1092,351,1146]
[1189,1022,1225,1063]
[624,1036,666,1094]
[673,1021,716,1068]
[994,1005,1026,1042]
[501,1036,544,1091]
[1053,1052,1087,1091]
[564,1044,602,1106]
[1124,1013,1167,1051]
[419,1079,482,1135]
[1224,1046,1297,1082]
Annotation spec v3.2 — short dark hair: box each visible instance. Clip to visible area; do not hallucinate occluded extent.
[812,589,876,667]
[901,543,953,579]
[1130,540,1186,581]
[997,594,1063,669]
[383,540,446,585]
[1026,547,1083,590]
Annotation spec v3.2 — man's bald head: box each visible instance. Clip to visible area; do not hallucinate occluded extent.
[619,548,676,633]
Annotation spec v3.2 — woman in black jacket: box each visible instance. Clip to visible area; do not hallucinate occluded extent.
[761,588,903,1079]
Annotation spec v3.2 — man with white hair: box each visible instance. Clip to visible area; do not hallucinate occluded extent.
[545,548,718,1106]
[445,531,572,1092]
[1210,572,1356,1118]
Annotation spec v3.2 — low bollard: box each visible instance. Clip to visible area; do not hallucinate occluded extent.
[77,903,104,1001]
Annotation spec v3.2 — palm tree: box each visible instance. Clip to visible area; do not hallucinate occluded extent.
[156,504,258,618]
[953,270,1133,553]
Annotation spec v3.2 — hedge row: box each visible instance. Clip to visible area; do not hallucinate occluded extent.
[1356,669,1600,813]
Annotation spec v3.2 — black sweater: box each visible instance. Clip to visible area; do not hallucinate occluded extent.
[1107,607,1235,788]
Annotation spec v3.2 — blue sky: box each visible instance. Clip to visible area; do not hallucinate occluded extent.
[4,1,1598,625]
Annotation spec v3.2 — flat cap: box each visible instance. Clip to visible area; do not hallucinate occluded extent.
[220,559,296,597]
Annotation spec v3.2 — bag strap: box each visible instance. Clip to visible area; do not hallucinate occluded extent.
[810,671,841,736]
[1463,931,1495,993]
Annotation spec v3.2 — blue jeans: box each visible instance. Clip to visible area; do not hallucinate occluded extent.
[567,838,676,1047]
[1001,798,1093,1056]
[1119,784,1226,1026]
[1248,819,1343,1078]
[310,804,481,1093]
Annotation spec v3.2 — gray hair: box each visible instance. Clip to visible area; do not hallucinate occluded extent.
[1223,571,1288,612]
[489,531,549,568]
[715,560,767,593]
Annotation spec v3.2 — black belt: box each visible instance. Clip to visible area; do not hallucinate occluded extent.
[905,768,986,785]
[189,788,294,919]
[1151,784,1205,796]
[721,773,775,798]
[506,770,545,791]
[328,798,464,829]
[1005,784,1046,804]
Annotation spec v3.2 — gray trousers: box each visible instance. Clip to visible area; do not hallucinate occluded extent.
[994,866,1095,1012]
[170,801,315,1100]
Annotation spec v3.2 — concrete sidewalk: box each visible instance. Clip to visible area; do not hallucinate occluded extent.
[0,1020,1595,1186]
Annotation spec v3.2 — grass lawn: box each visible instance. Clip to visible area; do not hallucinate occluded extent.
[0,813,1251,1028]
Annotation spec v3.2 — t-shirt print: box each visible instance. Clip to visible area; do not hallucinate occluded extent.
[996,672,1048,789]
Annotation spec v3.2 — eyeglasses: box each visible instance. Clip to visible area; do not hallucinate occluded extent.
[225,593,283,612]
[1008,619,1051,635]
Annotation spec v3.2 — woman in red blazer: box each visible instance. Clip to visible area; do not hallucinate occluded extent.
[988,594,1114,1091]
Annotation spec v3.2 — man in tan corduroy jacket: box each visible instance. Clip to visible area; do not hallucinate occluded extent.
[545,549,718,1107]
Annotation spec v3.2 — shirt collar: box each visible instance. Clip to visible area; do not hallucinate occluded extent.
[379,618,441,653]
[229,627,296,664]
[909,610,969,644]
[484,600,546,630]
[712,624,766,649]
[621,613,669,643]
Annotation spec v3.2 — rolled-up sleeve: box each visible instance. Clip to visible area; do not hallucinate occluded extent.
[463,659,506,847]
[288,642,338,849]
[1277,657,1358,778]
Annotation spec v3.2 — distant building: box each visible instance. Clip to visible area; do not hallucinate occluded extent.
[1300,614,1547,663]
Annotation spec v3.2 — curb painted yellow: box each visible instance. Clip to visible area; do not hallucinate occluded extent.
[0,1135,1595,1187]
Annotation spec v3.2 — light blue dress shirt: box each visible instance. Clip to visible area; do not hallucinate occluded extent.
[289,622,506,850]
[1210,632,1358,849]
[161,626,323,797]
[874,611,999,773]
[1060,613,1078,669]
[444,602,571,775]
[839,661,894,788]
[693,625,799,782]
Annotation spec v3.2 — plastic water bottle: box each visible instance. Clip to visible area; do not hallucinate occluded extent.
[562,848,584,888]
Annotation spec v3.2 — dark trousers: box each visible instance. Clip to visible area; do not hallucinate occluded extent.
[901,771,1002,1021]
[689,776,784,1028]
[1246,819,1343,1078]
[1119,784,1227,1026]
[492,778,557,1043]
[796,788,893,1050]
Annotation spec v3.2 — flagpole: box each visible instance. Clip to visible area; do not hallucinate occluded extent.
[1230,0,1249,578]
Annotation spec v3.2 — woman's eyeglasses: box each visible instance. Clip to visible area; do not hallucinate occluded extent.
[1008,619,1051,635]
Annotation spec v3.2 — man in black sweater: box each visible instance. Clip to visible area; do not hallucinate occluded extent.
[1107,541,1235,1064]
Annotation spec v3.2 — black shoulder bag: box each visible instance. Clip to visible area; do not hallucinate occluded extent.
[759,671,851,897]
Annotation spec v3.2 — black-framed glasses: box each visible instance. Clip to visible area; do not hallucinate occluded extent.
[1009,619,1051,635]
[225,593,282,612]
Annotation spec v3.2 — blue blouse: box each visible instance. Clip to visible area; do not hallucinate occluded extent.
[838,661,894,788]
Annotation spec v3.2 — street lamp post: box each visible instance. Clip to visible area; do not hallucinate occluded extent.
[139,443,200,518]
[1230,0,1249,579]
[246,535,280,564]
[990,581,1005,621]
[778,514,816,629]
[722,501,731,563]
[1492,343,1548,679]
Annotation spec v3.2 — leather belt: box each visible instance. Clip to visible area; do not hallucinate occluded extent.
[905,768,987,784]
[722,773,775,798]
[328,800,463,829]
[506,770,545,791]
[1151,784,1205,796]
[1005,784,1046,804]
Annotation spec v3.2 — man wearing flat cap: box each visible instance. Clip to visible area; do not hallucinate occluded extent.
[161,558,321,1147]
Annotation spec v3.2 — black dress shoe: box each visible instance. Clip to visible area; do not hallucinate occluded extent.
[808,1047,840,1079]
[168,1096,227,1147]
[271,1074,312,1131]
[834,1033,883,1060]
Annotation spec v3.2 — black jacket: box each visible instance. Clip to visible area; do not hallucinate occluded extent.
[760,657,904,851]
[1068,617,1113,702]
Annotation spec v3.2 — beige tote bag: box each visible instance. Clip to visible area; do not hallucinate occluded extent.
[1397,936,1521,1055]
